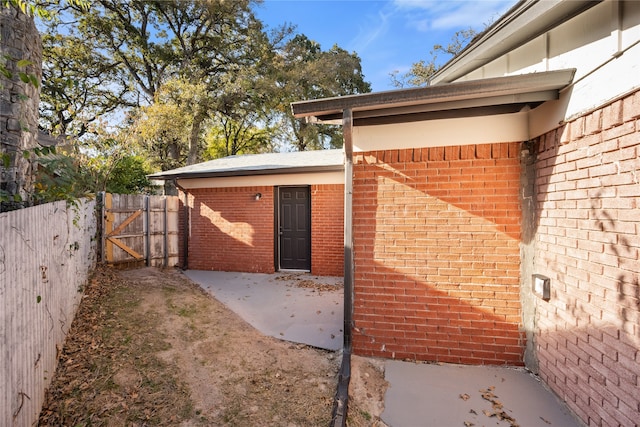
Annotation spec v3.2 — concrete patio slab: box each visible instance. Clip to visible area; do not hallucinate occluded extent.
[184,270,580,426]
[382,360,581,427]
[185,270,343,351]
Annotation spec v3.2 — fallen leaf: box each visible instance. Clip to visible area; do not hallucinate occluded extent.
[459,393,470,401]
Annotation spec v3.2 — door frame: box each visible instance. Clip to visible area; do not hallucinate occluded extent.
[275,186,311,272]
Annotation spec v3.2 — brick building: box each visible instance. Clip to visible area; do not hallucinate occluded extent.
[292,1,640,426]
[150,149,344,277]
[152,2,639,425]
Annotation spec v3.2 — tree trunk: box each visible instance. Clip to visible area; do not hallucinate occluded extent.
[187,113,206,165]
[167,142,180,168]
[294,119,307,151]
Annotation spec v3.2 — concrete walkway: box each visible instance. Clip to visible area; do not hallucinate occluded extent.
[382,360,581,427]
[185,270,344,351]
[184,270,580,427]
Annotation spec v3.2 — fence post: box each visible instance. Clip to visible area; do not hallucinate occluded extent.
[144,195,150,267]
[163,197,168,267]
[104,192,114,263]
[97,191,104,263]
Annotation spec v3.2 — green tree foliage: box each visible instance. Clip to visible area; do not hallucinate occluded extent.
[4,0,371,208]
[204,116,274,160]
[33,133,155,203]
[42,0,275,168]
[40,2,371,162]
[1,0,88,89]
[272,35,371,150]
[201,46,282,158]
[33,153,94,203]
[29,0,371,207]
[132,78,194,171]
[39,33,132,137]
[105,155,154,194]
[2,0,54,19]
[391,28,477,87]
[34,152,154,202]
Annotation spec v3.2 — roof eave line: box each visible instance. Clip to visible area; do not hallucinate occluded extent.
[149,165,345,181]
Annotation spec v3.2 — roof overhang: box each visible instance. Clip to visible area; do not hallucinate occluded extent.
[430,0,600,84]
[292,69,576,125]
[149,164,344,181]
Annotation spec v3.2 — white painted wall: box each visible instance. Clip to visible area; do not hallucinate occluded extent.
[178,170,344,189]
[353,111,529,152]
[459,0,640,136]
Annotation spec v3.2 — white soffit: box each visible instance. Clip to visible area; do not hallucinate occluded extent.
[292,69,575,126]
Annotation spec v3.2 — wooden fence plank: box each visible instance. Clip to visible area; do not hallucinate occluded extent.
[101,193,179,267]
[107,209,142,238]
[104,193,114,262]
[107,237,144,260]
[1,199,97,427]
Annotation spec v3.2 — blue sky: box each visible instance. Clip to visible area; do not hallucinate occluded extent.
[255,0,517,92]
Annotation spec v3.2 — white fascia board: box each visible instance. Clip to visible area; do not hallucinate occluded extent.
[177,170,344,189]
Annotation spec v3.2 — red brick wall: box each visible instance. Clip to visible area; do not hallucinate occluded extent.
[177,184,344,276]
[311,184,344,276]
[352,143,524,365]
[184,186,275,273]
[533,90,640,427]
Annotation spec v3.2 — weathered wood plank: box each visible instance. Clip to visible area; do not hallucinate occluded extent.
[101,194,179,267]
[107,236,144,260]
[107,209,143,238]
[0,199,97,427]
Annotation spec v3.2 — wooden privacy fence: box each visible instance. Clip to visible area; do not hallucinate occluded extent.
[100,193,179,267]
[1,199,97,427]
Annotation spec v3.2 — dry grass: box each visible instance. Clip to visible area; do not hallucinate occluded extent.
[39,266,339,426]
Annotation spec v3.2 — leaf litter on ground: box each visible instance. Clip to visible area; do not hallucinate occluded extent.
[39,265,339,426]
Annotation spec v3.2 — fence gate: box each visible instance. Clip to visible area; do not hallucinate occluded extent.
[101,192,179,267]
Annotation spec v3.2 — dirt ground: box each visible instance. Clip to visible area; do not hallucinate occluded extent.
[39,266,389,426]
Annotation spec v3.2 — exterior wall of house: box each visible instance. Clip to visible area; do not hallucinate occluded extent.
[178,183,344,276]
[351,142,524,365]
[184,186,276,273]
[311,184,344,276]
[462,1,640,130]
[178,171,343,189]
[532,89,640,427]
[353,112,528,152]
